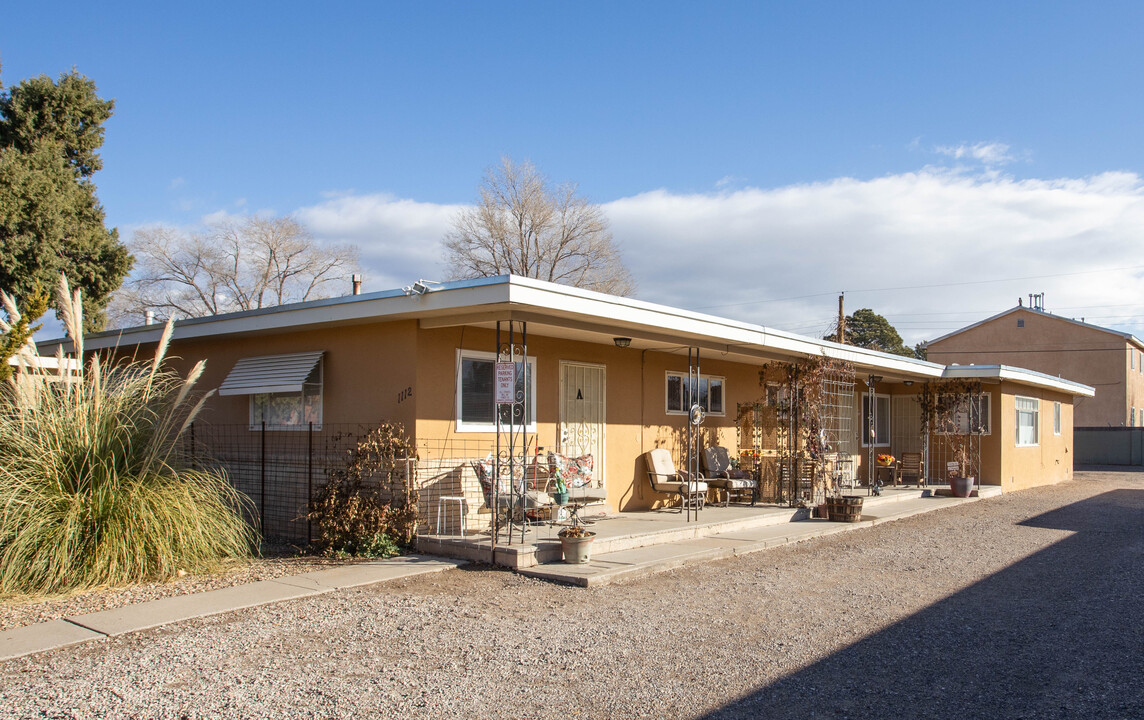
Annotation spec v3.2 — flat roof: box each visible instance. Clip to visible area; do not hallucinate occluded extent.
[39,274,1095,398]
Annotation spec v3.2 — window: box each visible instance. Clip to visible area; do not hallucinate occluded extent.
[455,350,536,432]
[666,372,725,416]
[861,393,891,446]
[1017,318,1025,328]
[1016,396,1039,446]
[1055,402,1062,435]
[1131,407,1136,428]
[250,360,323,430]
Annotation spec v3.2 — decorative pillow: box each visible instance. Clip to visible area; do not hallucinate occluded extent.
[549,452,594,488]
[474,458,511,497]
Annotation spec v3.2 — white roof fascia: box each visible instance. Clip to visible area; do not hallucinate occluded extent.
[505,278,946,378]
[39,278,513,353]
[35,274,985,382]
[941,364,1095,397]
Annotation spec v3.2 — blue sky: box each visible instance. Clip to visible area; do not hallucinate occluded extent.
[4,1,1144,342]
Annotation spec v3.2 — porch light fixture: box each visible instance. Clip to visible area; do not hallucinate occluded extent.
[903,380,914,386]
[613,337,632,348]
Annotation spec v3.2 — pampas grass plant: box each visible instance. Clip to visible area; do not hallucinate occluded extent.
[0,276,256,595]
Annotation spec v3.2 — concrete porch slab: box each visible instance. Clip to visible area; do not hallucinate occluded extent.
[517,489,996,586]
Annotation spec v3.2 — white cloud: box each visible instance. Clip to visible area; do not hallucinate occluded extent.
[253,168,1144,347]
[295,194,465,292]
[933,141,1017,166]
[605,169,1144,344]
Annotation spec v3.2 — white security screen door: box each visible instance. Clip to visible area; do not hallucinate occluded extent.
[559,362,606,483]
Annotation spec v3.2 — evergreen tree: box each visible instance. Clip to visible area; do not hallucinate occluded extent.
[828,308,915,358]
[0,67,131,331]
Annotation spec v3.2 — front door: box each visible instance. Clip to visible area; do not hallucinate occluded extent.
[559,362,606,484]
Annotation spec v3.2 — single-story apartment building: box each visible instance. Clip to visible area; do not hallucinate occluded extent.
[41,275,1094,536]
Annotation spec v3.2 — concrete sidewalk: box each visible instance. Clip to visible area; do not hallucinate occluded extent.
[0,554,465,662]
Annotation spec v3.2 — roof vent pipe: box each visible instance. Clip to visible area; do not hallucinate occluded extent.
[144,310,155,326]
[352,274,362,295]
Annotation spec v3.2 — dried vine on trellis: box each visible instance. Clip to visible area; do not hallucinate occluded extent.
[918,379,983,478]
[757,355,856,503]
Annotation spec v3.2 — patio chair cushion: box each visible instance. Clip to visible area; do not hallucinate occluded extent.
[548,452,595,488]
[472,458,550,507]
[702,447,754,481]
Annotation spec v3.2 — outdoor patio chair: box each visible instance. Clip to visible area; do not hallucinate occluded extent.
[701,446,758,506]
[644,448,708,512]
[547,451,607,524]
[470,458,551,528]
[899,451,925,487]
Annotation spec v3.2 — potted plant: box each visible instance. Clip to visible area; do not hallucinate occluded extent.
[558,524,595,563]
[549,471,569,507]
[947,433,975,498]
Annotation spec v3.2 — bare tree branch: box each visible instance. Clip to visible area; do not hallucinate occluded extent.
[444,156,635,296]
[108,216,360,327]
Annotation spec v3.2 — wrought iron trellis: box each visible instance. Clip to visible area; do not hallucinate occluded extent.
[683,347,702,522]
[739,360,855,507]
[493,320,531,548]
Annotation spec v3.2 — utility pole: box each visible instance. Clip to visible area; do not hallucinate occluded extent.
[837,293,846,344]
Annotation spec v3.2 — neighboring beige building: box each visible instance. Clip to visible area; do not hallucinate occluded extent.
[926,306,1144,428]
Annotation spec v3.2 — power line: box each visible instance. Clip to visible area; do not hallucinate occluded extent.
[692,264,1144,311]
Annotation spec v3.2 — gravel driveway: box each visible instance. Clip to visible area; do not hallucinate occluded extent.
[2,470,1141,719]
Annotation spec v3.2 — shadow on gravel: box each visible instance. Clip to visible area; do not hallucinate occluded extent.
[701,490,1144,720]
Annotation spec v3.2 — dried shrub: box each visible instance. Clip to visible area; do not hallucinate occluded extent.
[308,423,418,557]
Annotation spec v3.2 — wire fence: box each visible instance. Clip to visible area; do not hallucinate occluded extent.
[179,424,522,543]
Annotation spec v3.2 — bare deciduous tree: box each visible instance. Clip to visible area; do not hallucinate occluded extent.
[110,216,360,326]
[444,157,635,296]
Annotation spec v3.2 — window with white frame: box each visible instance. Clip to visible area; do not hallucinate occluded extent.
[250,360,323,430]
[1131,407,1136,428]
[666,372,725,416]
[455,349,536,432]
[1016,396,1039,446]
[861,393,891,446]
[1054,402,1062,435]
[937,393,992,435]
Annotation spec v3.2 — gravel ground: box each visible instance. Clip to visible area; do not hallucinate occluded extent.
[0,547,362,632]
[2,470,1142,719]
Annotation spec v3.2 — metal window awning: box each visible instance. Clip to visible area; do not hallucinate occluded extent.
[218,351,323,396]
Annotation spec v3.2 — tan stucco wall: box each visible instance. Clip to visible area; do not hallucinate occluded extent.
[127,316,1080,515]
[927,308,1128,427]
[997,382,1074,492]
[152,320,419,430]
[412,327,757,512]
